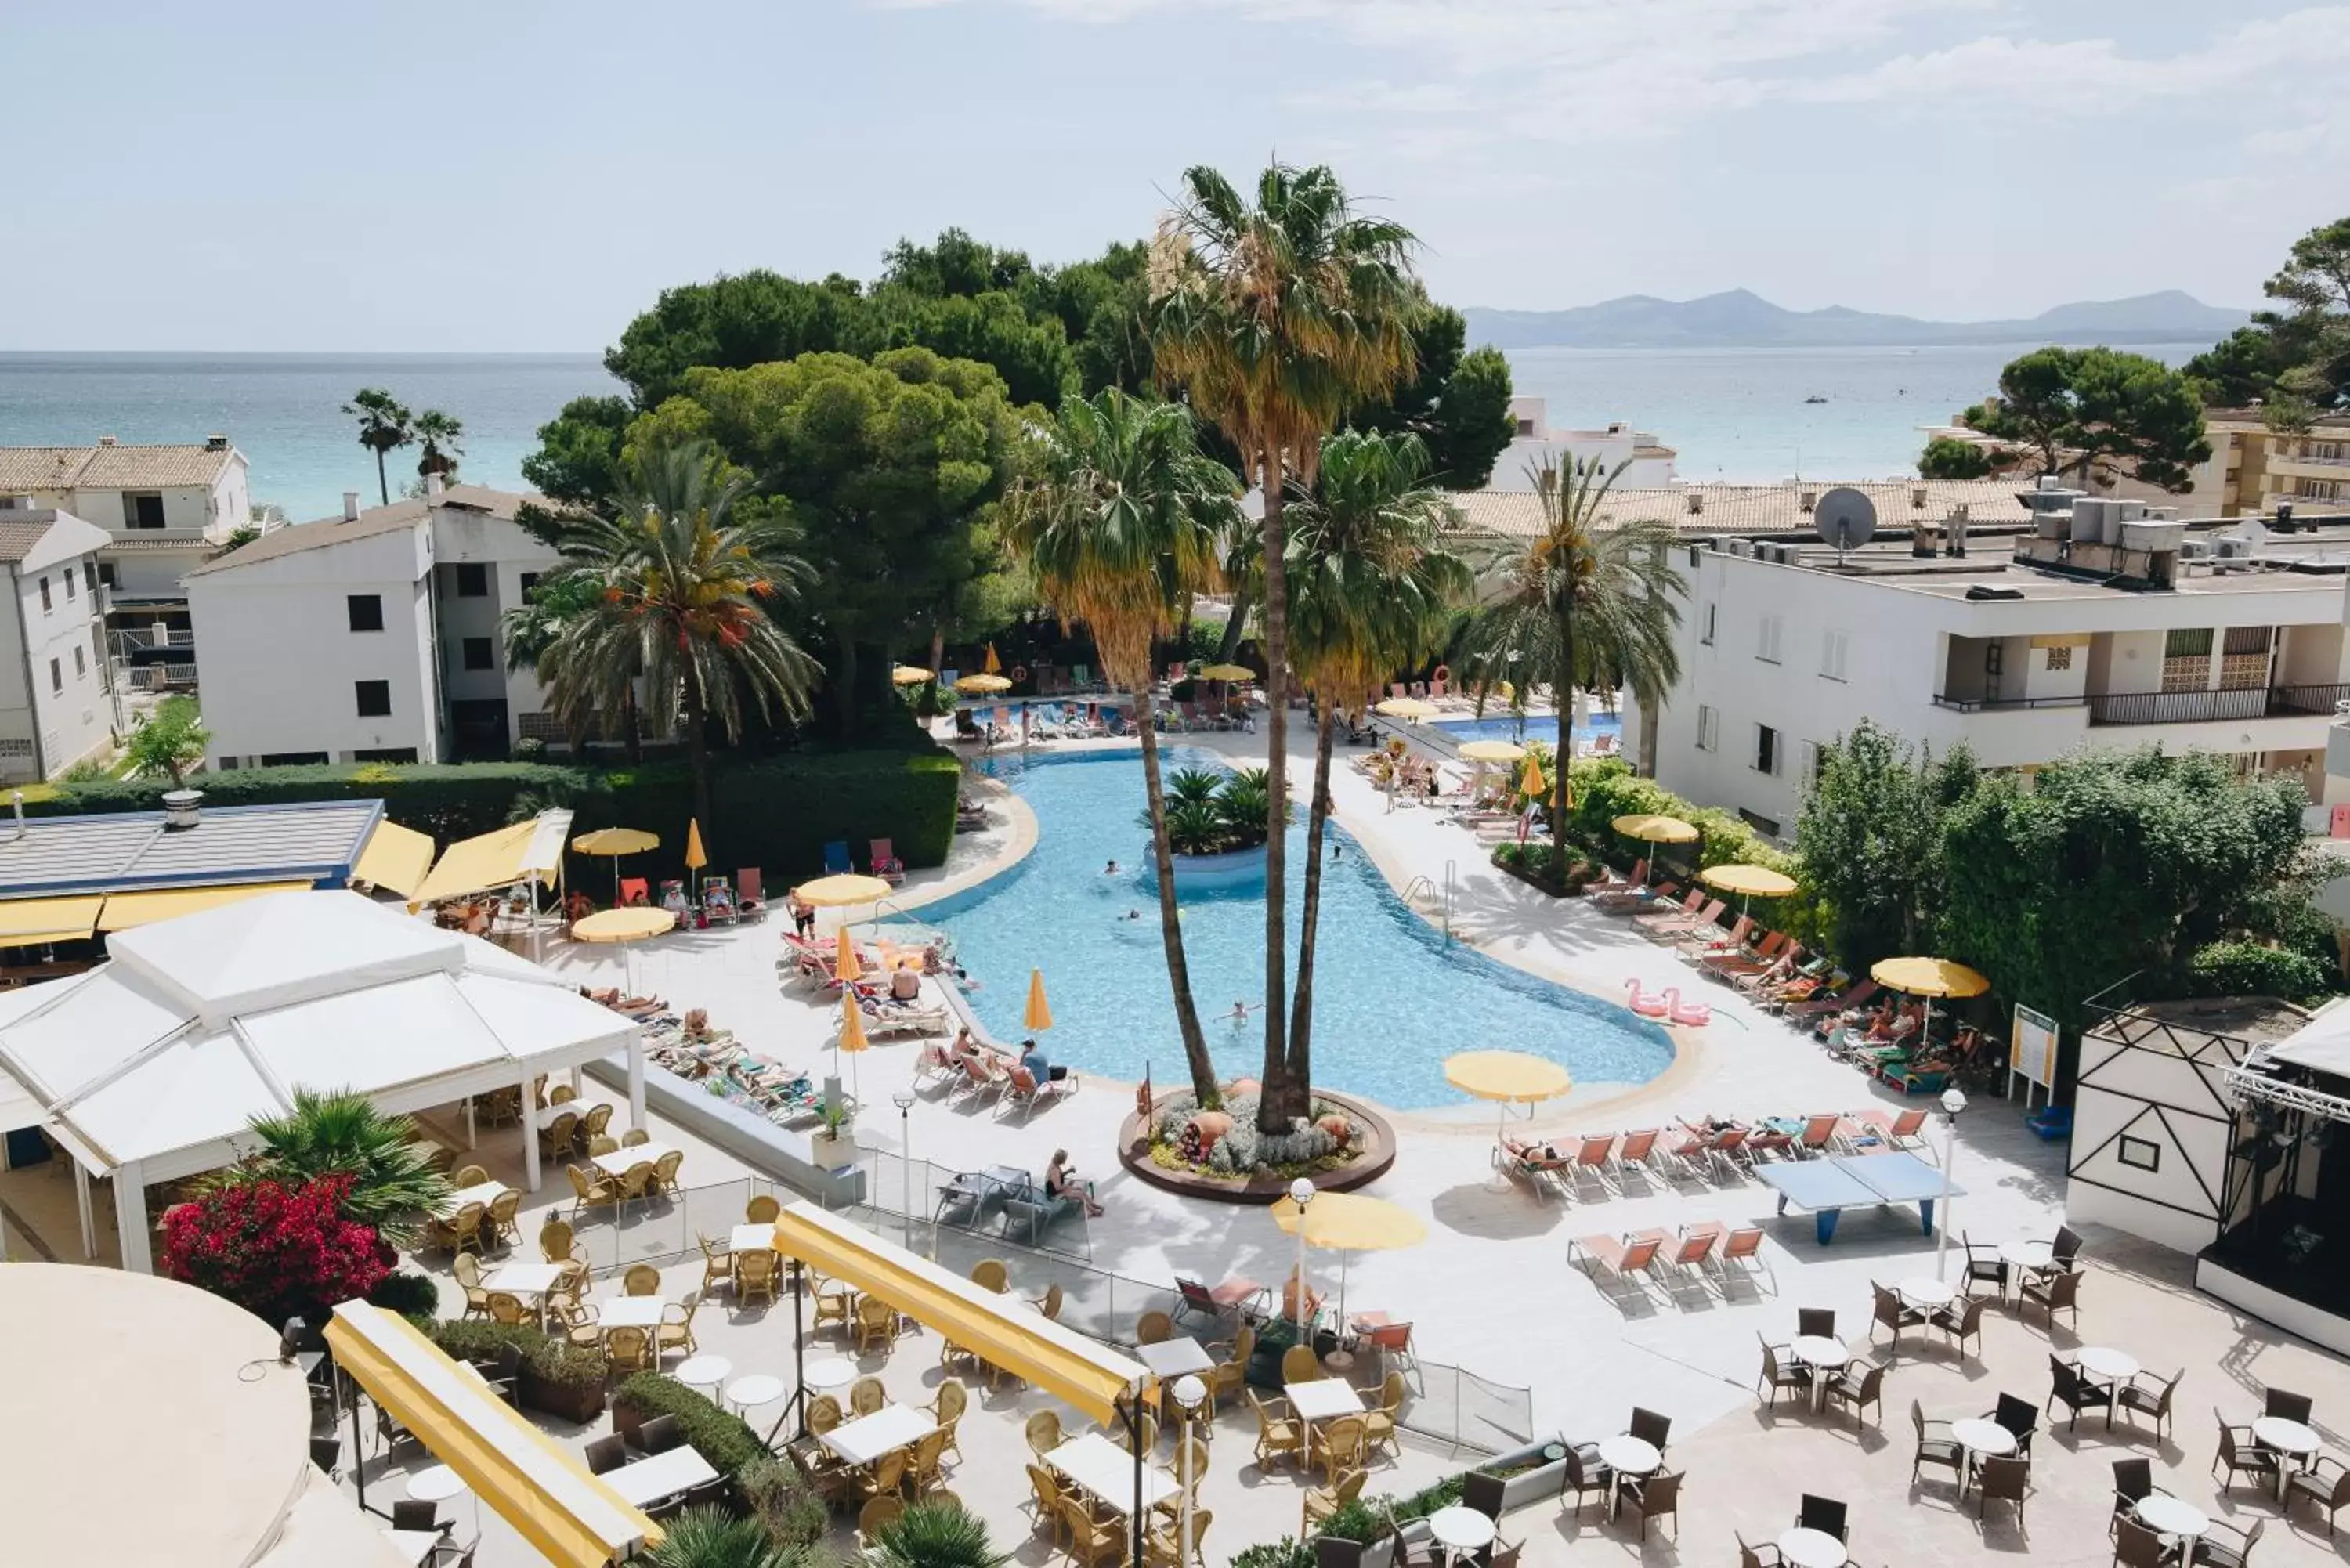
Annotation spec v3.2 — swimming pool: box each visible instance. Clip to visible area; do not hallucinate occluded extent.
[1432,711,1622,747]
[898,749,1672,1110]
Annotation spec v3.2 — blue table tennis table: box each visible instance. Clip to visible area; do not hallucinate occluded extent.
[1752,1151,1964,1244]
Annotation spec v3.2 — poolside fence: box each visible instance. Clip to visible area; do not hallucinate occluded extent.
[564,1153,1535,1454]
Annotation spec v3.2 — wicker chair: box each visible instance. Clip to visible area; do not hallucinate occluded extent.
[566,1164,617,1220]
[927,1378,968,1461]
[1025,1411,1065,1460]
[857,1496,904,1552]
[538,1111,579,1160]
[453,1253,490,1320]
[1136,1310,1173,1345]
[1317,1416,1369,1486]
[486,1189,522,1248]
[540,1219,587,1267]
[1061,1497,1125,1568]
[653,1149,685,1198]
[621,1127,651,1148]
[855,1295,900,1354]
[656,1298,699,1358]
[746,1193,781,1223]
[623,1263,662,1296]
[1249,1392,1304,1470]
[451,1163,489,1188]
[579,1102,614,1145]
[588,1135,620,1158]
[615,1162,656,1216]
[734,1250,780,1308]
[1364,1371,1406,1459]
[605,1325,653,1376]
[1756,1336,1809,1409]
[697,1234,732,1295]
[969,1258,1009,1293]
[1911,1400,1964,1491]
[485,1291,530,1327]
[1281,1344,1321,1386]
[848,1375,888,1417]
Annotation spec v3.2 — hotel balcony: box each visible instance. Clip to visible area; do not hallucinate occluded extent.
[2086,682,2350,726]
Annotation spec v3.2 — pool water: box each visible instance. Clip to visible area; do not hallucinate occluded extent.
[1433,712,1622,747]
[899,749,1672,1109]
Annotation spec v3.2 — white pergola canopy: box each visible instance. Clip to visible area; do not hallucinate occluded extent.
[0,889,645,1270]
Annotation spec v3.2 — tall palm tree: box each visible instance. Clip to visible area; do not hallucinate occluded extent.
[215,1089,452,1247]
[414,408,465,482]
[343,388,414,506]
[536,439,821,832]
[1003,388,1235,1107]
[1461,457,1687,836]
[1285,431,1471,1098]
[1149,161,1420,1130]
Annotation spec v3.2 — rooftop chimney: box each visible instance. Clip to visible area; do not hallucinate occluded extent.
[160,789,203,829]
[98,435,118,446]
[204,433,229,452]
[1686,491,1704,515]
[425,472,445,497]
[342,491,360,522]
[1799,490,1817,512]
[1912,484,1929,508]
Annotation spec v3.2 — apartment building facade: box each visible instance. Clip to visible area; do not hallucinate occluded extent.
[0,437,252,690]
[0,512,118,782]
[183,483,561,768]
[2197,410,2350,516]
[1484,397,1679,490]
[1628,497,2350,841]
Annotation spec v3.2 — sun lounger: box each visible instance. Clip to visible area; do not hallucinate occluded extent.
[998,1062,1075,1119]
[1786,978,1875,1021]
[1676,912,1752,957]
[1651,1224,1721,1291]
[1629,887,1703,928]
[1565,1133,1617,1198]
[1855,1106,1932,1154]
[1712,1224,1769,1289]
[951,1051,1007,1103]
[1571,1232,1662,1296]
[1495,1136,1572,1202]
[1638,898,1723,943]
[1592,879,1679,916]
[1702,930,1786,977]
[1607,1129,1661,1189]
[1176,1274,1269,1329]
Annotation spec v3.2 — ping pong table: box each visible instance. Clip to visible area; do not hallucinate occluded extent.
[1752,1151,1964,1244]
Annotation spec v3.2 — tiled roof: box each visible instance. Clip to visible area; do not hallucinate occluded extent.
[0,511,110,566]
[0,521,61,562]
[1447,477,2034,539]
[182,484,545,579]
[0,442,237,491]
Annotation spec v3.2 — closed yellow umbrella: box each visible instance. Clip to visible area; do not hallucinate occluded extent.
[956,674,1011,695]
[1459,739,1525,764]
[983,643,1003,675]
[1517,751,1548,800]
[834,926,864,985]
[1611,813,1698,844]
[837,992,870,1053]
[1198,663,1255,682]
[572,826,659,902]
[1374,697,1437,721]
[795,873,895,908]
[1268,1190,1426,1324]
[684,819,707,872]
[891,665,935,686]
[1024,969,1054,1032]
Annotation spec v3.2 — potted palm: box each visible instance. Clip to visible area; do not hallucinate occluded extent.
[810,1097,856,1170]
[1149,767,1284,891]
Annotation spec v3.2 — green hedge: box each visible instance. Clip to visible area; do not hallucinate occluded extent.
[2189,941,2330,1004]
[613,1371,766,1479]
[31,746,963,890]
[425,1319,606,1392]
[1562,758,1824,948]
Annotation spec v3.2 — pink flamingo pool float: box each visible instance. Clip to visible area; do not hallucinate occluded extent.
[1625,978,1709,1026]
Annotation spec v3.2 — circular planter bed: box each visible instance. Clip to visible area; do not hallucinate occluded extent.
[1117,1085,1396,1203]
[1156,843,1268,892]
[1488,843,1602,898]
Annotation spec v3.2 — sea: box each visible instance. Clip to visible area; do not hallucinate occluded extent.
[0,342,2199,520]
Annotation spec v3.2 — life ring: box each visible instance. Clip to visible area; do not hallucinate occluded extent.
[1624,977,1668,1018]
[1011,664,1029,683]
[1433,663,1451,683]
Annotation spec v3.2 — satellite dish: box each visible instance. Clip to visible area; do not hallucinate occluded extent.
[1814,486,1878,565]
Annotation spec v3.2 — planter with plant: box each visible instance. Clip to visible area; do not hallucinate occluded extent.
[1145,766,1286,889]
[160,1173,390,1330]
[870,1499,1011,1568]
[1488,841,1601,898]
[613,1373,766,1496]
[812,1098,857,1168]
[429,1321,609,1422]
[1149,1086,1366,1185]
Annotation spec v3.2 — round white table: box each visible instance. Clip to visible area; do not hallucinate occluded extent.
[1950,1418,2017,1458]
[2254,1416,2320,1496]
[1598,1435,1661,1478]
[1898,1277,1954,1309]
[1999,1240,2054,1273]
[1791,1335,1849,1369]
[674,1353,732,1393]
[2077,1347,2139,1383]
[801,1355,858,1389]
[2134,1494,2209,1540]
[406,1464,466,1504]
[1427,1505,1496,1567]
[1777,1526,1849,1568]
[726,1374,786,1414]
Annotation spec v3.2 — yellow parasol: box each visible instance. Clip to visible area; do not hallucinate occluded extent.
[891,665,935,686]
[1611,813,1699,844]
[794,873,895,909]
[1374,697,1437,721]
[1871,957,1990,999]
[684,818,707,897]
[1197,663,1255,682]
[1446,1050,1575,1190]
[1459,739,1525,764]
[571,826,659,902]
[1024,969,1054,1032]
[1268,1190,1426,1324]
[983,643,1003,675]
[570,906,674,997]
[837,992,870,1053]
[1700,862,1797,919]
[833,927,864,985]
[1517,751,1548,800]
[955,674,1011,695]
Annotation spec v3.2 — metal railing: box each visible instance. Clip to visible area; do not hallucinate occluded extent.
[125,663,197,691]
[2086,681,2350,727]
[564,1154,1535,1454]
[1929,692,2086,714]
[115,627,193,652]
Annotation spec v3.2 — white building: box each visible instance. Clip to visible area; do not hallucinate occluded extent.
[0,437,252,690]
[1486,397,1677,490]
[0,511,118,782]
[183,482,562,767]
[1625,486,2350,840]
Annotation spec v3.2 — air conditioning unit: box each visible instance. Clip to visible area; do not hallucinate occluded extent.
[1727,538,1753,558]
[2178,538,2213,559]
[2216,537,2251,558]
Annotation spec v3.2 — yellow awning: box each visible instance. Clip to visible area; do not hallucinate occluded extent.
[326,1304,656,1566]
[353,821,436,898]
[0,894,104,944]
[413,812,569,905]
[770,1204,1151,1425]
[99,881,312,931]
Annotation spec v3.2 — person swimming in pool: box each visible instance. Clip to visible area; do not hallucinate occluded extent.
[1104,859,1121,875]
[1229,999,1262,1022]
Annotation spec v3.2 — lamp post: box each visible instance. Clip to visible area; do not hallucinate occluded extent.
[1288,1176,1315,1335]
[1935,1085,1968,1277]
[893,1089,916,1252]
[1170,1374,1206,1568]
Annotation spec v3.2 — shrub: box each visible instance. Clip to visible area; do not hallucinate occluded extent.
[426,1320,606,1390]
[367,1270,443,1322]
[644,1505,799,1568]
[613,1372,766,1480]
[2189,941,2330,1003]
[872,1500,1011,1568]
[160,1174,389,1328]
[739,1457,828,1552]
[1231,1541,1313,1568]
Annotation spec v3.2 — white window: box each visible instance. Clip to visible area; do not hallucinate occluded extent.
[1696,705,1719,752]
[71,648,84,680]
[1756,613,1783,664]
[1799,740,1821,790]
[1700,602,1717,646]
[1754,723,1781,776]
[1819,630,1848,682]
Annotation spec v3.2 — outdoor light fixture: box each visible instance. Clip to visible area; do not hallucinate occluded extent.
[278,1316,306,1364]
[1171,1375,1206,1568]
[1288,1177,1315,1333]
[1935,1087,1967,1277]
[893,1089,917,1252]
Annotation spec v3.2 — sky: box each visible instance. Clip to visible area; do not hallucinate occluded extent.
[2,0,2345,352]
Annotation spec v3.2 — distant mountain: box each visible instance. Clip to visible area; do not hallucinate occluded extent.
[1463,289,2248,350]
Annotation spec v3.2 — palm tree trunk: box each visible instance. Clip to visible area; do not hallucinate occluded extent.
[1137,692,1220,1108]
[1553,606,1575,845]
[1257,450,1293,1133]
[834,636,862,738]
[1217,580,1252,663]
[623,683,643,764]
[374,446,389,507]
[682,671,716,840]
[1286,697,1337,1107]
[926,625,946,718]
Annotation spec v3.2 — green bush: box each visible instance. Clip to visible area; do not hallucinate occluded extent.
[366,1270,443,1321]
[613,1372,767,1480]
[1564,757,1821,947]
[1490,841,1599,895]
[33,746,962,887]
[1231,1541,1313,1568]
[2189,941,2330,1003]
[425,1320,606,1390]
[739,1457,829,1552]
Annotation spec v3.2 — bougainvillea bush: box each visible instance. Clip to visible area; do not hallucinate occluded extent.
[161,1173,390,1328]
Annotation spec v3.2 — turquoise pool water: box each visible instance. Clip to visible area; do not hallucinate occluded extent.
[1433,712,1622,747]
[901,749,1672,1109]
